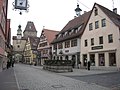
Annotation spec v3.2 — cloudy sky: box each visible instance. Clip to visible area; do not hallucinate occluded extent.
[8,0,120,39]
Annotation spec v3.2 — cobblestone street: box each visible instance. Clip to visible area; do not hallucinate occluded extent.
[14,64,110,90]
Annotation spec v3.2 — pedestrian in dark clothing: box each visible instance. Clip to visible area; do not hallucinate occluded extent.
[7,60,11,69]
[87,61,91,70]
[12,60,15,67]
[72,60,75,68]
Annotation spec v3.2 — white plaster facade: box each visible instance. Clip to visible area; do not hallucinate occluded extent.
[52,38,81,68]
[81,4,120,70]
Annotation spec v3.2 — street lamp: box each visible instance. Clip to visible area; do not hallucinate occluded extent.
[75,4,82,17]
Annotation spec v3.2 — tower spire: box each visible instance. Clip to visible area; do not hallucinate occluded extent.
[17,25,22,39]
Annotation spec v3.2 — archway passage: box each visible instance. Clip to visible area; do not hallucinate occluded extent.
[12,51,24,63]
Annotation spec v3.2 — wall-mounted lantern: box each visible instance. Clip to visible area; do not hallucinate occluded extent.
[12,0,29,15]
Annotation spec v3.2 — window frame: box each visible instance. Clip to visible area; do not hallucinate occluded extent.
[95,21,99,29]
[84,39,88,47]
[108,34,113,43]
[91,38,94,46]
[89,23,93,31]
[101,18,106,27]
[65,40,70,48]
[99,36,103,44]
[71,39,77,47]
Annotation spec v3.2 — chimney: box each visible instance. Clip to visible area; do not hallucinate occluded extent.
[74,16,77,18]
[113,8,117,14]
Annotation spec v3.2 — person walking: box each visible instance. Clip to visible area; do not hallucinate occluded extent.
[12,59,15,67]
[87,61,91,70]
[7,59,11,69]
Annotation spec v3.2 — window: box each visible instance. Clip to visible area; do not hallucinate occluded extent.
[94,7,98,16]
[101,18,106,27]
[99,36,103,44]
[90,54,95,66]
[53,44,57,50]
[91,38,94,46]
[109,53,116,66]
[58,43,63,49]
[40,42,47,47]
[95,21,99,29]
[71,39,77,47]
[89,23,93,30]
[99,53,105,66]
[84,39,87,47]
[65,41,70,48]
[108,34,113,43]
[17,45,20,48]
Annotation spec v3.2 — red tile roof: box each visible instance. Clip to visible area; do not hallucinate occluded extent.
[41,29,59,44]
[52,11,91,43]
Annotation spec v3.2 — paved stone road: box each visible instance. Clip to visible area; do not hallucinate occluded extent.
[65,72,120,89]
[14,64,111,90]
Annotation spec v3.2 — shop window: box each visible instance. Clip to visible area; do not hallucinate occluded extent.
[60,56,62,60]
[83,54,87,67]
[57,56,59,60]
[65,55,69,60]
[109,53,116,66]
[90,54,95,66]
[53,56,55,60]
[99,53,105,66]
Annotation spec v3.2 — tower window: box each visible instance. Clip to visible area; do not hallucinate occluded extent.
[94,7,98,16]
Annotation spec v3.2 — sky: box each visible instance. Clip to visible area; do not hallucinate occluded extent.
[7,0,120,41]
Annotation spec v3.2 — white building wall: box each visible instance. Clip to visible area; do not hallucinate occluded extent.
[81,4,120,69]
[13,40,26,52]
[57,38,80,55]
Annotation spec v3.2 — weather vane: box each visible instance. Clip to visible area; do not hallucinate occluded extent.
[12,0,30,15]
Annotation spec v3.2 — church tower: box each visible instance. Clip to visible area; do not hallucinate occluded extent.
[23,21,37,38]
[17,25,22,40]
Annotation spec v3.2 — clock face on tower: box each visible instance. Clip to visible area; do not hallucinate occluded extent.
[15,0,27,10]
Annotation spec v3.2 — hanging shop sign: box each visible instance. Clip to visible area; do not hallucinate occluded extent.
[15,0,28,10]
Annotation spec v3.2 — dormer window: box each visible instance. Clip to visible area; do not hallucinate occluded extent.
[65,32,68,36]
[94,7,98,16]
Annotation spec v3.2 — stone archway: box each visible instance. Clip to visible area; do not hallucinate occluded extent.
[12,51,24,63]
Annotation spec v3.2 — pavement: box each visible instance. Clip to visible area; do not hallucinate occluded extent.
[0,67,18,90]
[33,65,117,76]
[0,64,118,90]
